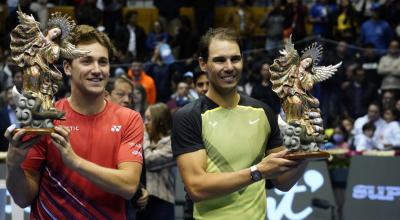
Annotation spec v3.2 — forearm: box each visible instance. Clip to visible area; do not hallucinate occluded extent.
[182,167,253,202]
[271,162,307,191]
[6,165,38,208]
[72,157,141,200]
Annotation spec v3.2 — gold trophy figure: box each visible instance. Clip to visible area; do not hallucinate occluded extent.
[10,10,88,134]
[269,37,342,160]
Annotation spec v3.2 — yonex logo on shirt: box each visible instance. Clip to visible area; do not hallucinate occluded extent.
[111,125,122,132]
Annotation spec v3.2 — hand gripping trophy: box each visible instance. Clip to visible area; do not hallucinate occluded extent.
[10,9,87,134]
[269,37,342,160]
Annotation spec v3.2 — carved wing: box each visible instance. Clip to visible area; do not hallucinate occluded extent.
[60,41,90,59]
[311,62,342,83]
[16,9,42,30]
[279,35,298,59]
[10,10,45,67]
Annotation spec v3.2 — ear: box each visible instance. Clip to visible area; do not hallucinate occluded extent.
[198,57,207,72]
[63,60,72,77]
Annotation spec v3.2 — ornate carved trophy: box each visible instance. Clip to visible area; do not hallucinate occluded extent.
[10,10,87,134]
[269,37,342,160]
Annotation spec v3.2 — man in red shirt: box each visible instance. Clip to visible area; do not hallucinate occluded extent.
[4,25,144,219]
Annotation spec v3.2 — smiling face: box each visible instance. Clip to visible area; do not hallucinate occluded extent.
[64,41,110,98]
[199,39,243,96]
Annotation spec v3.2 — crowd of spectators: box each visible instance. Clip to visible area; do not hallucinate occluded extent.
[1,0,400,219]
[1,0,400,148]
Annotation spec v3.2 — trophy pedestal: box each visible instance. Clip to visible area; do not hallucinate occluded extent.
[12,128,55,135]
[284,151,330,160]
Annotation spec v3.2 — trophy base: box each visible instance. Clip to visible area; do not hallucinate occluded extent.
[12,128,55,136]
[284,151,330,160]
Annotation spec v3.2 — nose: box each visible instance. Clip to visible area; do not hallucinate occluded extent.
[224,59,234,70]
[92,62,101,74]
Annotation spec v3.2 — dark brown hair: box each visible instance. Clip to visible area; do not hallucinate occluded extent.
[198,27,241,61]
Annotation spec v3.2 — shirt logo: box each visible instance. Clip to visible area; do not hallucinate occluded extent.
[249,118,260,125]
[208,121,218,127]
[111,125,122,132]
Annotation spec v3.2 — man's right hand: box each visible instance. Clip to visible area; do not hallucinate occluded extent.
[256,149,299,180]
[4,124,42,167]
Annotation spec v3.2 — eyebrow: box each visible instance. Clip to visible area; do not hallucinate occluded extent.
[210,55,242,61]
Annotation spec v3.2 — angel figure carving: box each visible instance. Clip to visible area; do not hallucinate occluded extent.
[269,37,342,151]
[10,10,87,128]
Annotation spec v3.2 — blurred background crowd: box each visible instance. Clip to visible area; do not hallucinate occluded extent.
[1,0,400,218]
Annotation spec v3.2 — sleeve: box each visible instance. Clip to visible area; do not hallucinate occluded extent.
[144,137,176,171]
[117,111,144,164]
[21,136,48,171]
[263,105,284,151]
[377,57,390,75]
[171,104,204,157]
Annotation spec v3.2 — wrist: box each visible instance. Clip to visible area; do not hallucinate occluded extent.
[250,165,262,182]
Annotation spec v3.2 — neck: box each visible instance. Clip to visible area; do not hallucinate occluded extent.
[68,88,106,115]
[207,87,240,109]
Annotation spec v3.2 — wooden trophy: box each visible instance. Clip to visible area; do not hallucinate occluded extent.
[10,9,88,135]
[269,37,342,160]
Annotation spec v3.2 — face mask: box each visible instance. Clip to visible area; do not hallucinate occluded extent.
[332,134,344,144]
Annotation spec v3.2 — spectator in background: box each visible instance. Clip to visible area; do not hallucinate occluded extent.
[309,0,338,38]
[358,43,381,86]
[378,108,400,149]
[352,102,386,149]
[142,103,176,220]
[145,45,175,103]
[342,66,379,119]
[133,84,148,119]
[381,90,397,111]
[225,0,257,51]
[287,0,308,42]
[259,0,287,51]
[0,86,17,151]
[167,81,191,113]
[355,121,378,151]
[182,71,198,100]
[102,0,124,36]
[105,76,134,108]
[170,16,198,61]
[193,71,209,97]
[127,60,157,105]
[360,3,393,55]
[0,46,13,95]
[320,41,355,127]
[323,124,350,149]
[146,20,169,57]
[336,0,359,42]
[378,40,400,91]
[250,60,281,115]
[114,11,147,63]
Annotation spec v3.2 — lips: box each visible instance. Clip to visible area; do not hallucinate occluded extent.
[220,74,237,83]
[87,78,103,82]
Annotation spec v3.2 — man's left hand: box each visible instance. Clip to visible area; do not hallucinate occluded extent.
[51,126,80,168]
